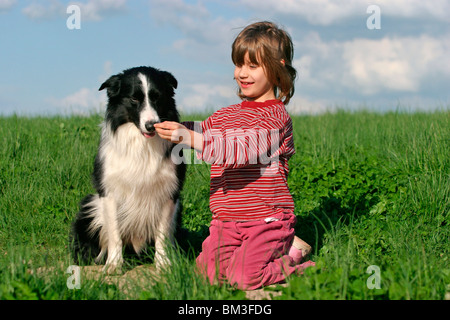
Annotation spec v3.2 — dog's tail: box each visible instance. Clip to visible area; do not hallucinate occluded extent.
[69,194,102,265]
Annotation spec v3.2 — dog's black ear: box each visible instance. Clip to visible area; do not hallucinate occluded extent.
[99,75,121,97]
[161,71,177,90]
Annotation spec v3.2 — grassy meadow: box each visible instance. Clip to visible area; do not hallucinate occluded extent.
[0,109,448,300]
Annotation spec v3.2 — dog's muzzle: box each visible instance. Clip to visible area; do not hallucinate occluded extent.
[142,120,159,138]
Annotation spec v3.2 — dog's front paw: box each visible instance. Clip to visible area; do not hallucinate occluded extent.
[103,253,124,275]
[102,261,123,275]
[154,253,171,271]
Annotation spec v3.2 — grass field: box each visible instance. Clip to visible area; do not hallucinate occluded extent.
[0,109,448,300]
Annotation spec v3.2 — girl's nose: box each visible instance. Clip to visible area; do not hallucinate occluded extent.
[238,66,248,78]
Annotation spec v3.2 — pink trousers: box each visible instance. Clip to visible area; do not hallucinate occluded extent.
[196,213,315,290]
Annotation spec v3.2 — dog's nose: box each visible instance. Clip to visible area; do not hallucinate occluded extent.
[145,121,158,132]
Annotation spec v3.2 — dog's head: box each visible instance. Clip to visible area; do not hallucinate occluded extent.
[99,66,179,138]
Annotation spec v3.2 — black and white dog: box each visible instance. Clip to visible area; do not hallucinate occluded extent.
[70,66,185,273]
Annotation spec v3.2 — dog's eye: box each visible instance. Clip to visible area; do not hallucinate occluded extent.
[149,90,160,102]
[130,98,139,104]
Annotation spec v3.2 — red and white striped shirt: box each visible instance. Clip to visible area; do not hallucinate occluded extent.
[184,99,295,221]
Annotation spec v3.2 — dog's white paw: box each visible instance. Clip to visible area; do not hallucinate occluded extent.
[94,249,106,265]
[154,253,171,270]
[102,261,123,275]
[103,252,124,274]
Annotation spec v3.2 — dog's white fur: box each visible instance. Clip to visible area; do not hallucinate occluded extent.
[138,73,160,133]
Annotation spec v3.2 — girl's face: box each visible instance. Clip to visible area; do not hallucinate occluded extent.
[234,52,275,102]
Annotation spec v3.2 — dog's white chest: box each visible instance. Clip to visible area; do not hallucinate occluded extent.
[99,123,178,200]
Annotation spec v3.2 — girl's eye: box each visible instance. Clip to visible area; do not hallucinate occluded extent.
[249,65,258,69]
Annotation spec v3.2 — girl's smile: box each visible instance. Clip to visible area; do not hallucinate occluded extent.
[240,81,254,88]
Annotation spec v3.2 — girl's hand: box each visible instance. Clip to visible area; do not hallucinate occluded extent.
[154,121,203,151]
[154,121,186,144]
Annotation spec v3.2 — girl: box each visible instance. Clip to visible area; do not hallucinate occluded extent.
[155,21,314,290]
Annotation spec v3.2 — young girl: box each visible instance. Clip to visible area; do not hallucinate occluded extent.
[155,21,314,290]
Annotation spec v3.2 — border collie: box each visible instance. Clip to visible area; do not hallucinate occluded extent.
[70,66,185,273]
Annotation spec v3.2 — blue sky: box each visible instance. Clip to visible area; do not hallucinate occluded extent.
[0,0,449,116]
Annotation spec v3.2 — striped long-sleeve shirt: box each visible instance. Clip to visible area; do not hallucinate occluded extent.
[184,99,295,221]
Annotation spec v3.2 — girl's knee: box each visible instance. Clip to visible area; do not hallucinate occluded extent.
[196,253,216,284]
[226,267,263,290]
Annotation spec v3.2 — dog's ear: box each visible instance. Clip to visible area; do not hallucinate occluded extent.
[99,75,121,97]
[161,71,177,90]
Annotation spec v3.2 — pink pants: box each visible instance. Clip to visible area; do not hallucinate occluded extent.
[196,213,315,290]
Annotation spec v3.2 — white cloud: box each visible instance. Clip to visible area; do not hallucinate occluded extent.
[48,87,106,115]
[179,83,236,113]
[149,0,246,62]
[0,0,16,12]
[287,96,334,115]
[293,32,450,97]
[240,0,450,25]
[48,60,115,114]
[98,60,113,83]
[74,0,127,21]
[150,0,209,23]
[344,34,450,94]
[375,0,450,21]
[22,0,64,20]
[241,0,366,26]
[344,37,421,94]
[22,0,127,21]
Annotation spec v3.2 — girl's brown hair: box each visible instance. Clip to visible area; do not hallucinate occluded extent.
[232,21,297,105]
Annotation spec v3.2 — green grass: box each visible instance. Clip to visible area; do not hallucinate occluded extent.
[0,110,448,300]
